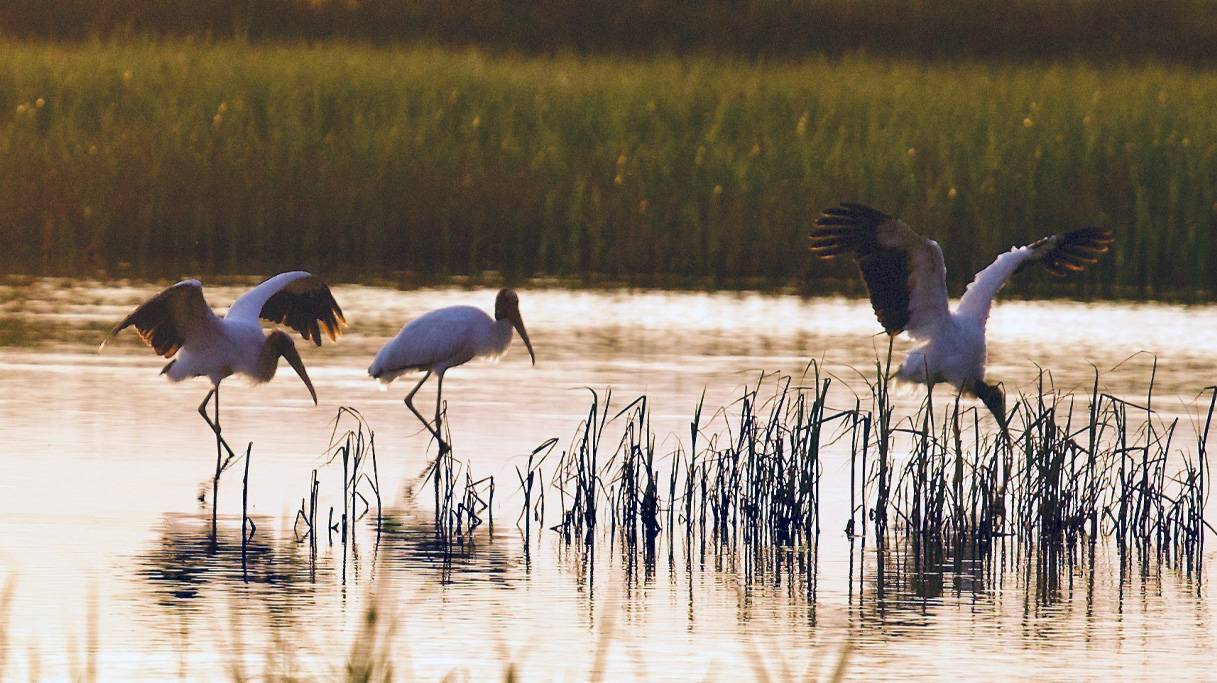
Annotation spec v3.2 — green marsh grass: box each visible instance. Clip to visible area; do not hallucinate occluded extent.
[3,41,1217,296]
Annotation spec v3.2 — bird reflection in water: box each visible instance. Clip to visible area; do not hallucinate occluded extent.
[137,513,323,613]
[137,506,523,617]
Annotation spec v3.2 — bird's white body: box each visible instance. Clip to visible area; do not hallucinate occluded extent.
[897,314,986,389]
[368,289,534,448]
[163,314,270,385]
[893,243,1032,390]
[370,305,516,383]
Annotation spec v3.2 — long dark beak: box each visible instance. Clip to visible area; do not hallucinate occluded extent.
[512,311,536,366]
[279,338,319,405]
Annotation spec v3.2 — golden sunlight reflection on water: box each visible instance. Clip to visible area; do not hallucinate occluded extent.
[0,278,1214,680]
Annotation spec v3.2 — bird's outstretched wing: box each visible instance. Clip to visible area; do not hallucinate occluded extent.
[226,271,346,346]
[100,280,219,358]
[810,203,949,339]
[955,228,1113,325]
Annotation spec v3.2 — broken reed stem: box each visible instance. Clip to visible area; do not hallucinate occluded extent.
[517,438,556,553]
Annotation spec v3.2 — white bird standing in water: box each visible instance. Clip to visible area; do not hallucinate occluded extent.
[368,288,536,448]
[100,271,346,464]
[809,203,1113,428]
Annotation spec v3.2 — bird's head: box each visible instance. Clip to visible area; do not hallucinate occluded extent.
[495,288,535,366]
[973,379,1008,438]
[268,330,318,405]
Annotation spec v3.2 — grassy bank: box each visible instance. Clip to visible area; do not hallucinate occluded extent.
[2,41,1216,297]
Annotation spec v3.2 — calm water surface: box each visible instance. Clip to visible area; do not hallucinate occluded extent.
[0,277,1214,680]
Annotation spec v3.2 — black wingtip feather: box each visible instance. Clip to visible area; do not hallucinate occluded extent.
[809,203,914,335]
[809,202,894,259]
[261,277,346,346]
[1039,227,1115,278]
[107,281,207,358]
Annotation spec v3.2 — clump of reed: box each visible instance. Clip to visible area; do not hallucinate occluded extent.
[536,361,1212,577]
[901,366,1214,574]
[515,437,554,554]
[548,367,848,590]
[293,407,384,581]
[326,407,383,541]
[419,406,495,544]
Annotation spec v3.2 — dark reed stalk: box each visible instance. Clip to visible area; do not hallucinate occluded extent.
[342,440,349,546]
[1141,360,1157,547]
[517,438,555,553]
[1117,399,1129,548]
[872,339,896,536]
[369,431,382,536]
[950,396,964,537]
[859,413,870,545]
[1196,387,1216,580]
[1087,370,1101,536]
[311,472,319,552]
[292,467,321,581]
[241,443,252,583]
[846,402,859,538]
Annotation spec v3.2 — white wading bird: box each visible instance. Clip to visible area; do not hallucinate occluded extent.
[368,288,535,449]
[810,203,1113,427]
[100,271,346,462]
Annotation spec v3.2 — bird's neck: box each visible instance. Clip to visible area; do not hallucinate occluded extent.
[255,336,280,382]
[493,317,514,351]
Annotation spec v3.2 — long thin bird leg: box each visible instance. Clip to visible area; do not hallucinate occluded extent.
[198,385,237,544]
[403,370,447,526]
[403,370,445,447]
[434,371,447,453]
[212,385,221,544]
[197,386,239,467]
[196,387,215,421]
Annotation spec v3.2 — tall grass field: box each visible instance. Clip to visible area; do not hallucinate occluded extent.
[2,41,1215,296]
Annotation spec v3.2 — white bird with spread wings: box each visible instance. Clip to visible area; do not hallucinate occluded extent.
[100,271,346,466]
[810,203,1113,427]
